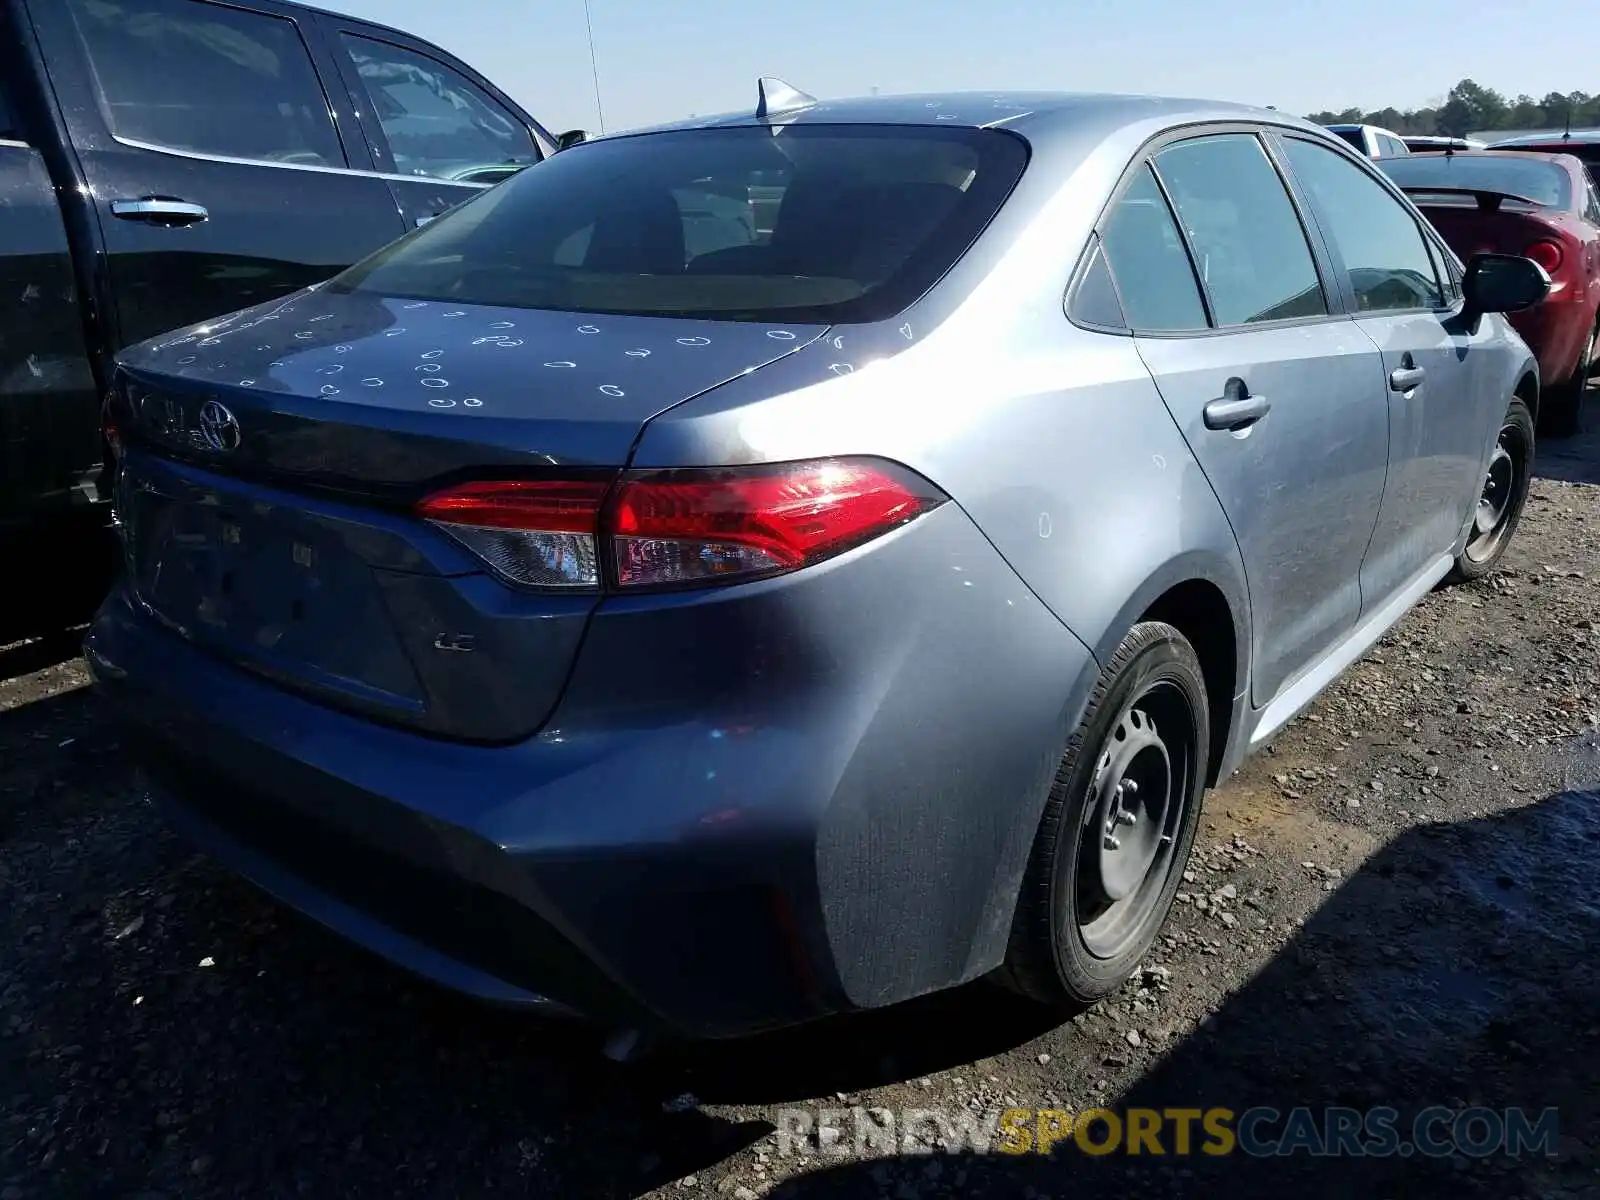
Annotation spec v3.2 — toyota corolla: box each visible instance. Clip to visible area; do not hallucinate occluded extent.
[90,82,1548,1044]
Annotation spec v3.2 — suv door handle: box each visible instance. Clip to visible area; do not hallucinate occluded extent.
[1390,365,1426,392]
[110,198,209,225]
[1203,385,1271,432]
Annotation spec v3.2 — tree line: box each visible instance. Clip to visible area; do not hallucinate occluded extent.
[1306,79,1598,137]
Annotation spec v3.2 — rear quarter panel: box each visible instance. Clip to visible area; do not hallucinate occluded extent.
[632,139,1254,702]
[628,135,1257,1001]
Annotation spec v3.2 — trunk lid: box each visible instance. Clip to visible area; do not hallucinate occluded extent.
[112,287,827,742]
[117,285,828,489]
[1412,205,1576,281]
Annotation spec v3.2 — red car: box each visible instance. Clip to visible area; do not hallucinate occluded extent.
[1379,150,1600,434]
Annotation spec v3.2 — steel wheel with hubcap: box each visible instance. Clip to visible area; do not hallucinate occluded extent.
[1452,396,1535,581]
[999,621,1208,1008]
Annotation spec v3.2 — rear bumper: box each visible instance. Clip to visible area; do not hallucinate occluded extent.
[1509,294,1594,387]
[88,502,1099,1039]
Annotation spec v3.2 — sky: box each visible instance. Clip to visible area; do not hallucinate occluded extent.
[321,0,1591,136]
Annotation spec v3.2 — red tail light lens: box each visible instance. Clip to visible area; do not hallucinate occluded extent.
[1525,239,1564,275]
[417,479,608,589]
[415,458,946,592]
[611,458,946,588]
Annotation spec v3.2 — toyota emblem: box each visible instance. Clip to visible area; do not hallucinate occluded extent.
[197,399,241,452]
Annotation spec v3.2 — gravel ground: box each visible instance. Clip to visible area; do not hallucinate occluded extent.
[3,403,1599,1200]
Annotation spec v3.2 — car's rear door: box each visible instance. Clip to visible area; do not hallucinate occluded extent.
[1101,128,1391,707]
[0,65,100,520]
[25,0,408,350]
[1277,133,1501,609]
[317,17,545,233]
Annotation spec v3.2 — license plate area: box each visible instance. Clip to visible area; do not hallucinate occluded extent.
[123,469,424,706]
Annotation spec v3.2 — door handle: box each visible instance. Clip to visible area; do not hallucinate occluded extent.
[1203,390,1271,432]
[110,198,209,225]
[1390,365,1426,392]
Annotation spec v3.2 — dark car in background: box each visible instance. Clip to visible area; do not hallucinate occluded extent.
[0,0,558,633]
[1487,129,1600,183]
[1381,150,1600,433]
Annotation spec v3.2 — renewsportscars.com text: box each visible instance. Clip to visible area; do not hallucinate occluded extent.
[774,1104,1560,1159]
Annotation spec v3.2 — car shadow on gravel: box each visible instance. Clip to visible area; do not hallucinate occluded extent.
[6,707,1598,1199]
[0,632,85,684]
[1536,381,1600,485]
[754,754,1600,1199]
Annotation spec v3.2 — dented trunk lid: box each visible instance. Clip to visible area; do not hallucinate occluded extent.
[111,287,826,742]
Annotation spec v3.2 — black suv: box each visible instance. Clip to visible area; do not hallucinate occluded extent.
[0,0,560,629]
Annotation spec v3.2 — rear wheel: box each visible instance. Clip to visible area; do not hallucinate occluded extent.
[998,621,1208,1009]
[1450,396,1534,583]
[1542,321,1596,439]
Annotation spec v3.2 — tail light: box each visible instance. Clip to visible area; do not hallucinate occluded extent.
[417,457,946,592]
[416,479,609,588]
[1524,239,1564,275]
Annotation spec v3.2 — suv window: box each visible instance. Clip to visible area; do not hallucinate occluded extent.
[1097,165,1208,332]
[1153,134,1327,326]
[1282,137,1445,313]
[330,124,1028,323]
[1378,134,1408,158]
[339,36,536,181]
[64,0,342,166]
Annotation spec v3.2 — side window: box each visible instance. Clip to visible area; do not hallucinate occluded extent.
[1425,236,1460,302]
[64,0,342,166]
[1068,237,1127,330]
[1433,238,1459,302]
[1097,165,1208,332]
[340,36,536,181]
[1282,137,1445,313]
[1380,135,1407,158]
[1584,175,1600,225]
[1153,134,1328,326]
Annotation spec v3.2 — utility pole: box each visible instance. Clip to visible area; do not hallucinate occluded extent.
[581,0,606,132]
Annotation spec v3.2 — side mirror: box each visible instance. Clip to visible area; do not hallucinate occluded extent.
[1461,252,1550,316]
[554,129,590,153]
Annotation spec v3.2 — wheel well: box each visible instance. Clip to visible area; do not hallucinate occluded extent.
[1141,581,1236,787]
[1515,370,1539,422]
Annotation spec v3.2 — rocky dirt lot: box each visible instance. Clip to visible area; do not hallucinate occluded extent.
[3,412,1599,1200]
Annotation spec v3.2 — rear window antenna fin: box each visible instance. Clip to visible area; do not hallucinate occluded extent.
[757,77,818,121]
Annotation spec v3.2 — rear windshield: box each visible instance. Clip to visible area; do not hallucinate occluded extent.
[1379,155,1572,209]
[1488,141,1600,167]
[328,124,1029,323]
[1328,128,1366,151]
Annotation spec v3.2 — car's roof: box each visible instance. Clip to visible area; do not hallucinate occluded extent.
[1400,149,1570,162]
[1489,130,1600,147]
[617,90,1323,141]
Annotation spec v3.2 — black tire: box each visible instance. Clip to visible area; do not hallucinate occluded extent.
[1449,396,1535,583]
[997,621,1208,1009]
[1540,322,1596,440]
